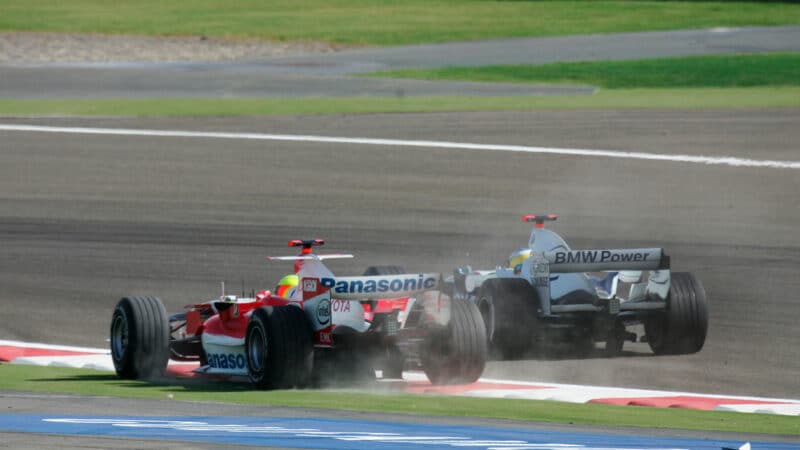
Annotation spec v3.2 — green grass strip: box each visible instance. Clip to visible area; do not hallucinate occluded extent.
[1,364,798,435]
[1,1,800,45]
[0,88,798,117]
[370,54,800,89]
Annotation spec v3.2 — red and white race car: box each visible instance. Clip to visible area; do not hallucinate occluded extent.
[110,239,486,389]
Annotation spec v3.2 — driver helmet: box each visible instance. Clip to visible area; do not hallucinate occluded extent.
[509,248,532,274]
[275,274,299,299]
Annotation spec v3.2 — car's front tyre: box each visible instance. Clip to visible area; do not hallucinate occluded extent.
[110,296,170,379]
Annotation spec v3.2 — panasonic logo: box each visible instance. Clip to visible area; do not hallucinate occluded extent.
[320,275,437,295]
[553,250,650,265]
[207,352,246,370]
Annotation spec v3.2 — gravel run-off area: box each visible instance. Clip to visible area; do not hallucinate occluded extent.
[0,32,351,64]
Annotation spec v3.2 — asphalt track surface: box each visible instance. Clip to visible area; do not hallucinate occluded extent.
[2,26,800,98]
[1,26,800,449]
[2,111,799,448]
[1,109,799,398]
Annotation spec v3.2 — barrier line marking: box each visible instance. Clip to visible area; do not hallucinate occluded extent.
[2,123,798,169]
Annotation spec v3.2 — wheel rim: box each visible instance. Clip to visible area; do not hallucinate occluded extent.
[111,313,128,361]
[248,325,268,373]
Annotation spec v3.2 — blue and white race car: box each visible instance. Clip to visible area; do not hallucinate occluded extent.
[447,215,708,358]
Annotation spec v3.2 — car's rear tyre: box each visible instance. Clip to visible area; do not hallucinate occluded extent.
[476,283,496,343]
[110,296,170,379]
[422,298,487,385]
[245,305,314,389]
[479,279,538,359]
[362,265,407,276]
[646,272,708,355]
[604,321,626,357]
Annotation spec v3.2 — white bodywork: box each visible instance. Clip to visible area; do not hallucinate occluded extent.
[456,227,671,315]
[272,254,446,339]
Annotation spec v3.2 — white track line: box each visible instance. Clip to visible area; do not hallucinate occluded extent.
[2,123,799,170]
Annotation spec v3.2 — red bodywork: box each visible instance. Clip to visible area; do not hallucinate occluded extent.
[179,239,418,351]
[184,289,412,348]
[363,298,409,322]
[184,291,295,341]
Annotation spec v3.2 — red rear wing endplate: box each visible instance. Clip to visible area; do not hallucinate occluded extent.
[523,214,558,228]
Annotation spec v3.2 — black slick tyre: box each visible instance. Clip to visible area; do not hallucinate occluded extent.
[245,305,314,389]
[422,298,487,385]
[110,296,170,379]
[646,272,709,355]
[476,281,497,344]
[604,321,626,357]
[479,279,537,359]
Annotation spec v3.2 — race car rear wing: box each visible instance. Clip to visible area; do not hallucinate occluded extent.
[521,248,670,316]
[543,248,669,273]
[300,274,448,347]
[313,273,440,300]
